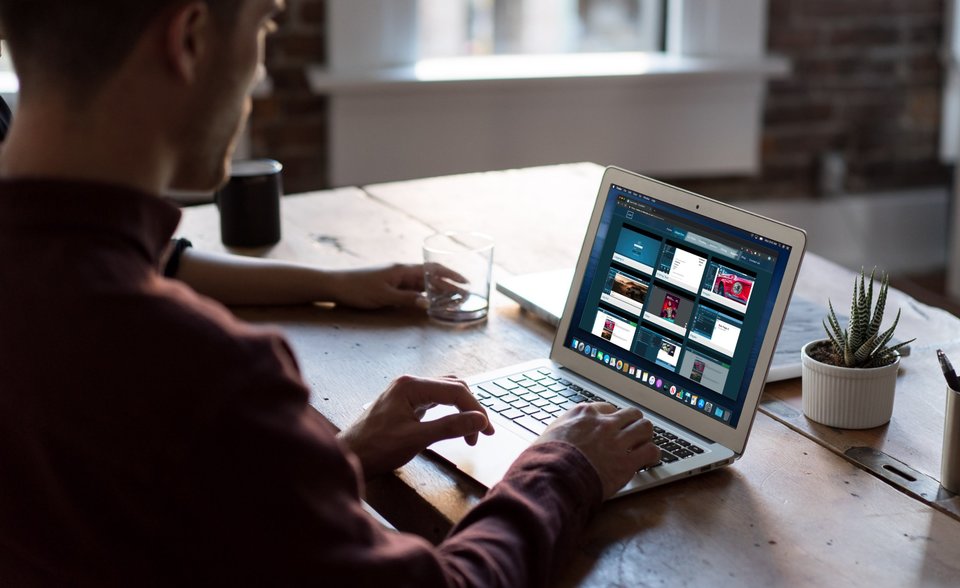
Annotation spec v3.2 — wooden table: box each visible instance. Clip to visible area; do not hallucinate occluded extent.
[177,163,960,587]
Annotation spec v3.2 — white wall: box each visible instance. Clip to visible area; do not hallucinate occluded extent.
[328,74,769,187]
[318,0,780,187]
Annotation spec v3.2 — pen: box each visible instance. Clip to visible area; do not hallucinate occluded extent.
[937,349,960,390]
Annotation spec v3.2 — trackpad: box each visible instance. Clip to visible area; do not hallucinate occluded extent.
[425,406,530,489]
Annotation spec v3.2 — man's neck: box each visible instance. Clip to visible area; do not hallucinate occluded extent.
[0,99,172,195]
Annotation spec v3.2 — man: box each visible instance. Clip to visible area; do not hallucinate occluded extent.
[1,37,431,311]
[0,1,659,585]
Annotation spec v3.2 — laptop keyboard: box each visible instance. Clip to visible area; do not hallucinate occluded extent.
[472,368,705,466]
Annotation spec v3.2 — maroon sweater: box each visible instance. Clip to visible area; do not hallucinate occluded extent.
[0,179,602,587]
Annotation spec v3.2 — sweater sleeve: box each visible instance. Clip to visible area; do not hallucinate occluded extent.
[437,441,603,587]
[186,333,603,587]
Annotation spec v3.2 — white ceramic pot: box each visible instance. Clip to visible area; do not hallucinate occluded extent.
[801,340,900,429]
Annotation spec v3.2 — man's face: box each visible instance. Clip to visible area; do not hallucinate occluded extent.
[169,0,283,192]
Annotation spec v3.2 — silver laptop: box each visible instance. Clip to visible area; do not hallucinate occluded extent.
[427,166,807,498]
[495,273,875,382]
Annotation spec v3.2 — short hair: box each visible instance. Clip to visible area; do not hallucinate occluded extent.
[0,1,239,97]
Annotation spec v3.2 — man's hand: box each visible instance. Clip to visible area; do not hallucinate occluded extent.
[536,403,660,499]
[326,264,428,310]
[339,375,495,476]
[328,263,467,310]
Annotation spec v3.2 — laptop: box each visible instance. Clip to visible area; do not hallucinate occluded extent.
[496,273,845,382]
[496,268,573,327]
[427,166,807,498]
[497,274,908,383]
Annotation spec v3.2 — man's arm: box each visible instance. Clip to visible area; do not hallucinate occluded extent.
[172,247,429,309]
[191,341,657,587]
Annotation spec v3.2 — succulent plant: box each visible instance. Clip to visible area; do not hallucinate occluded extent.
[821,268,914,368]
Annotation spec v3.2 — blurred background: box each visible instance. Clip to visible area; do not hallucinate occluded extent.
[3,0,956,306]
[248,0,948,193]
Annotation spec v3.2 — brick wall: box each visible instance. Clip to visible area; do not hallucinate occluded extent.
[674,0,949,199]
[249,0,329,194]
[254,0,950,199]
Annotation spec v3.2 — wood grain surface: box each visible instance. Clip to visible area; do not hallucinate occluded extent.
[177,165,960,586]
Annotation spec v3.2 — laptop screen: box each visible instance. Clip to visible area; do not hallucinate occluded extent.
[563,183,792,429]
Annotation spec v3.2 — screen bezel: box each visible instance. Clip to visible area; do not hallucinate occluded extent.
[549,166,807,455]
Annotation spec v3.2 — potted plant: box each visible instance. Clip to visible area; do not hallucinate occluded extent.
[801,268,914,429]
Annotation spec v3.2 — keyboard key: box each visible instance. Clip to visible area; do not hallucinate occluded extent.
[661,442,681,453]
[523,371,546,381]
[540,390,558,400]
[514,415,549,436]
[475,390,490,400]
[521,392,539,402]
[560,379,573,386]
[556,388,577,398]
[509,399,530,409]
[531,411,552,421]
[676,439,690,448]
[521,405,540,415]
[664,432,678,441]
[478,383,510,397]
[541,416,558,427]
[501,408,525,420]
[493,379,519,391]
[536,368,554,376]
[516,379,537,388]
[548,383,567,392]
[560,400,577,411]
[480,398,510,412]
[660,451,679,463]
[500,393,519,403]
[568,394,587,403]
[689,445,704,454]
[508,375,526,382]
[528,384,547,393]
[544,404,563,414]
[654,426,665,434]
[532,398,550,408]
[675,448,694,459]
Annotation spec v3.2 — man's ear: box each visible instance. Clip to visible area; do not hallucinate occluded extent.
[165,2,211,83]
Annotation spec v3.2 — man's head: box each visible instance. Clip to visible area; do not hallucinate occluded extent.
[0,0,283,192]
[0,1,239,100]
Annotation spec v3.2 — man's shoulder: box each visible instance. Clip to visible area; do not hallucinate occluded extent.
[84,277,307,401]
[152,279,302,373]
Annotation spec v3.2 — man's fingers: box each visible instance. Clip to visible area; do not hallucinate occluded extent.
[394,376,495,435]
[384,288,424,309]
[610,407,647,428]
[425,262,469,285]
[419,411,489,445]
[619,417,654,446]
[395,263,429,290]
[627,441,661,468]
[399,376,495,435]
[583,401,619,416]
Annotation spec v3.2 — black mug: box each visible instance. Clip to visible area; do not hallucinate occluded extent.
[215,159,283,247]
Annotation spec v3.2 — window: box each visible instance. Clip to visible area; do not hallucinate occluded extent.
[0,41,19,107]
[0,41,13,73]
[317,0,782,187]
[418,0,664,59]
